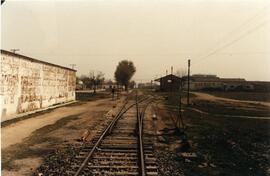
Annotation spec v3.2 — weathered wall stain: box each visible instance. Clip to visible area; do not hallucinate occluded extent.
[1,50,76,121]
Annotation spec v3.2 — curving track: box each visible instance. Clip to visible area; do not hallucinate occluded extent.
[70,92,158,176]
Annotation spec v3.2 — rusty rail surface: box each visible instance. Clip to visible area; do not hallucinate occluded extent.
[138,98,155,176]
[74,92,154,176]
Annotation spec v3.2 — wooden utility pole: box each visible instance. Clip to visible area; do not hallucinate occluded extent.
[70,64,76,70]
[10,49,19,53]
[187,59,190,105]
[170,66,173,95]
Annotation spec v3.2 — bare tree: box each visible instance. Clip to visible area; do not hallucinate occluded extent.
[79,75,91,88]
[79,71,105,93]
[89,71,105,93]
[175,68,187,78]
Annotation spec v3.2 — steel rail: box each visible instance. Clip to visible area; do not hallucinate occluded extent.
[74,95,148,176]
[74,99,130,176]
[137,97,154,176]
[107,96,149,134]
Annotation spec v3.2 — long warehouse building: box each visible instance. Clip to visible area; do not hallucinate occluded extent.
[0,50,76,122]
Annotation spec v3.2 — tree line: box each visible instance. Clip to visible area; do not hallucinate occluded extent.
[77,60,136,91]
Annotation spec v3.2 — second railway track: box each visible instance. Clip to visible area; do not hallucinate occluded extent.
[71,93,158,176]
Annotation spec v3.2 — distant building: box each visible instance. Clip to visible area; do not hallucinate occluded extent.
[154,74,182,92]
[1,50,76,121]
[184,74,223,91]
[154,73,269,92]
[137,82,155,89]
[76,80,86,90]
[103,80,116,90]
[221,78,254,91]
[182,74,255,91]
[248,81,270,92]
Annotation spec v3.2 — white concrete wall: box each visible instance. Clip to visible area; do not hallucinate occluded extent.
[0,52,76,122]
[183,81,224,90]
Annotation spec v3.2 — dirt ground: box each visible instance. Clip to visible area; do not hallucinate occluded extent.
[190,92,270,118]
[151,101,186,176]
[152,90,270,176]
[192,91,270,107]
[2,90,269,176]
[33,91,186,176]
[1,94,123,176]
[204,91,270,103]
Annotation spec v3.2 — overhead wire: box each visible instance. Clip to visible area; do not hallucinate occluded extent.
[214,5,270,48]
[193,18,270,66]
[192,5,270,66]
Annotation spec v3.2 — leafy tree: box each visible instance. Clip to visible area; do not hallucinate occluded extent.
[114,60,136,91]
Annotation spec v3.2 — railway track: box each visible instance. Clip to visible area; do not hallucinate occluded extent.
[69,92,158,176]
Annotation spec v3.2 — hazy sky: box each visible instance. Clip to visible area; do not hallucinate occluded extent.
[1,0,270,82]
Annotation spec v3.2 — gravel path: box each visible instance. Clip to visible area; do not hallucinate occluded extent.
[2,100,110,149]
[192,92,270,107]
[2,97,121,176]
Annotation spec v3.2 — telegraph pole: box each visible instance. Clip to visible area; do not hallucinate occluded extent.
[170,66,173,97]
[187,59,191,106]
[70,64,76,70]
[10,49,19,53]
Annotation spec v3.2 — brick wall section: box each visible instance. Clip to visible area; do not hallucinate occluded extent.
[0,50,76,121]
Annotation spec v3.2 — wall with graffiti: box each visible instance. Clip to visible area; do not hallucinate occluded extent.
[0,50,76,121]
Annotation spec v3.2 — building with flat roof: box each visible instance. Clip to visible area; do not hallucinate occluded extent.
[182,74,254,91]
[1,50,76,121]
